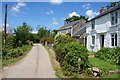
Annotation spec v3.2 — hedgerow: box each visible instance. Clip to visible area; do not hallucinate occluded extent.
[2,45,32,60]
[54,35,90,74]
[95,47,120,65]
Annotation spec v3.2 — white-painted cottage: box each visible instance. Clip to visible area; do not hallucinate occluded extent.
[86,4,120,52]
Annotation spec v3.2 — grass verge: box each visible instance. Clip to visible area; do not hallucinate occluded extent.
[2,45,32,67]
[89,57,120,78]
[44,46,65,78]
[88,57,119,71]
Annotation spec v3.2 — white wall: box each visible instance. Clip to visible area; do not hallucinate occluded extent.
[86,9,120,52]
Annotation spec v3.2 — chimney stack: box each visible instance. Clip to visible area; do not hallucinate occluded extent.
[100,7,107,13]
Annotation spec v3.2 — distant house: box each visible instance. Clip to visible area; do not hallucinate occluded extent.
[56,19,86,37]
[72,20,87,46]
[56,19,86,46]
[72,27,87,46]
[86,4,120,52]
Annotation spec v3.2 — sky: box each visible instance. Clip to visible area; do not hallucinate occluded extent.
[1,1,111,33]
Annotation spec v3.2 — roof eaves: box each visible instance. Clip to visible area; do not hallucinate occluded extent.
[87,4,120,22]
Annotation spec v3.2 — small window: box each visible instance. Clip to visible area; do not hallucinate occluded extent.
[115,12,118,24]
[111,13,114,25]
[111,11,118,25]
[91,21,95,29]
[111,33,117,47]
[92,36,95,45]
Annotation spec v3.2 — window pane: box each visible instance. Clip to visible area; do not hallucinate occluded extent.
[111,37,114,46]
[115,33,117,46]
[92,36,95,45]
[111,14,114,25]
[115,12,118,24]
[91,21,95,29]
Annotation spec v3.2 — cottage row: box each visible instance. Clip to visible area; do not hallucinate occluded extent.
[56,3,120,52]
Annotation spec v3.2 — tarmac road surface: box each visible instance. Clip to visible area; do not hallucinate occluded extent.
[2,44,56,78]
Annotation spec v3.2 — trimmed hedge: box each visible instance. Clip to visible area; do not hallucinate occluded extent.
[54,35,90,74]
[95,48,120,65]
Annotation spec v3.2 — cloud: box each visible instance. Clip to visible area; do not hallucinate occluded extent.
[82,3,91,9]
[46,10,54,14]
[86,10,99,20]
[31,31,38,34]
[50,0,63,5]
[86,7,90,9]
[2,24,9,27]
[11,1,26,12]
[52,21,58,25]
[1,24,13,33]
[69,12,80,17]
[52,18,58,25]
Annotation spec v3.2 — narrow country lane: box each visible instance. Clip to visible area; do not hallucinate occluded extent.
[2,44,57,78]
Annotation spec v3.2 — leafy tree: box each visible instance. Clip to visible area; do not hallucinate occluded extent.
[29,33,39,43]
[65,15,88,22]
[37,27,51,39]
[52,29,58,37]
[14,23,32,47]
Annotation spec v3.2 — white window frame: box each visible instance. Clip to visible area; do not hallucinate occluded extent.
[111,11,118,26]
[111,33,117,47]
[92,36,95,45]
[91,20,95,30]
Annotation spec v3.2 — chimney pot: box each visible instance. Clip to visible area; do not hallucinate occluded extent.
[100,7,107,13]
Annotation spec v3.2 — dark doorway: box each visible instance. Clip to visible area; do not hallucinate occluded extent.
[100,35,104,48]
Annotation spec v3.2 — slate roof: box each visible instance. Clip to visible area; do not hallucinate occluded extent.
[88,3,120,22]
[72,27,86,37]
[59,19,85,30]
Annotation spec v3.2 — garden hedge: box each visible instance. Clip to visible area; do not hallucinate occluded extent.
[54,35,90,74]
[95,47,120,65]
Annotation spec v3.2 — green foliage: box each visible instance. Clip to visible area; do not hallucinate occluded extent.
[37,27,58,40]
[41,37,54,44]
[2,45,32,60]
[88,57,119,72]
[26,40,33,45]
[52,29,58,37]
[106,1,120,9]
[54,35,74,46]
[54,35,90,74]
[95,48,120,65]
[6,35,15,48]
[37,27,51,39]
[65,15,88,22]
[29,33,39,43]
[66,32,71,36]
[14,23,32,46]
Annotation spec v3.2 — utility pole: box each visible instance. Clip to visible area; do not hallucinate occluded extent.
[4,4,7,49]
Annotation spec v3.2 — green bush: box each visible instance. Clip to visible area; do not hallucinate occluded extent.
[95,47,120,64]
[2,48,10,59]
[7,48,23,58]
[2,45,32,60]
[54,35,74,63]
[21,45,32,52]
[6,35,15,48]
[54,35,90,74]
[41,37,54,45]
